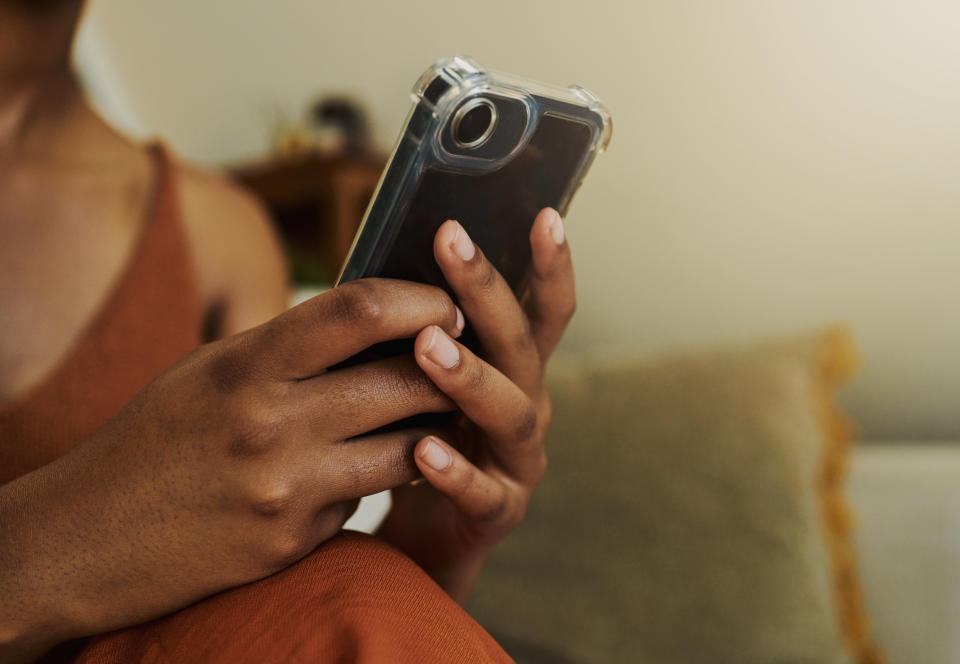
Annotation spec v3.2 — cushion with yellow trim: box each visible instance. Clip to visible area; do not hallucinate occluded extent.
[468,328,883,664]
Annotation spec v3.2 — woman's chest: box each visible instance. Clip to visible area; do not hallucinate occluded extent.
[0,171,147,403]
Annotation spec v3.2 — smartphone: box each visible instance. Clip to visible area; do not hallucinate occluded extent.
[336,55,611,352]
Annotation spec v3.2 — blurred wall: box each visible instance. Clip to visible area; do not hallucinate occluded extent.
[78,0,960,439]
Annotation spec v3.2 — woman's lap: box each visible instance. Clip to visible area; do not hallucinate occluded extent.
[73,531,512,663]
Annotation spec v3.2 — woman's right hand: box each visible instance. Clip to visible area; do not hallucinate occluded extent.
[0,278,463,659]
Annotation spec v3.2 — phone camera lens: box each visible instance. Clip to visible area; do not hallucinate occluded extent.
[452,98,497,149]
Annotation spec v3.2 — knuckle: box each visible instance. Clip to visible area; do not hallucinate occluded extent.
[246,477,299,518]
[475,488,511,525]
[438,292,459,327]
[229,403,284,458]
[511,317,537,355]
[390,360,431,396]
[559,294,577,324]
[262,529,312,570]
[512,401,540,443]
[205,342,254,394]
[382,359,444,406]
[423,284,455,315]
[343,454,385,489]
[332,280,384,328]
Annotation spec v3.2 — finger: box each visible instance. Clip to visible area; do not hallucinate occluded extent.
[414,326,546,482]
[255,279,465,380]
[413,436,511,525]
[321,426,443,501]
[298,355,455,440]
[433,220,540,394]
[524,207,576,362]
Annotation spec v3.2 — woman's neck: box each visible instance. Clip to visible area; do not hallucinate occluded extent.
[0,0,86,157]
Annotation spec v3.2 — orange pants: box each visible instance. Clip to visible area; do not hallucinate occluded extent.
[73,531,512,663]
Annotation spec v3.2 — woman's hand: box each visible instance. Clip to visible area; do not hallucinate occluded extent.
[376,208,575,602]
[0,279,465,660]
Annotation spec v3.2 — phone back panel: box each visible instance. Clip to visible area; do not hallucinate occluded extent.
[337,56,611,297]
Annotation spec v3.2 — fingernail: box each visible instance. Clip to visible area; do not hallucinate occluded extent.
[548,211,565,245]
[454,306,465,336]
[420,438,452,471]
[422,326,460,369]
[450,221,476,261]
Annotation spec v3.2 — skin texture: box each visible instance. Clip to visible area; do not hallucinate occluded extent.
[377,211,575,602]
[0,1,289,404]
[0,1,578,661]
[1,278,468,659]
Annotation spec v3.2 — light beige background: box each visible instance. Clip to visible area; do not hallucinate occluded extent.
[77,0,960,439]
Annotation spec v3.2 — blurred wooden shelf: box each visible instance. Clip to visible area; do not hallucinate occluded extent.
[230,149,386,283]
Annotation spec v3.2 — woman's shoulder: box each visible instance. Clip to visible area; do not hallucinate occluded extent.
[172,158,290,337]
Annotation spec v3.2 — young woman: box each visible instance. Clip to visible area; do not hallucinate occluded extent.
[0,2,577,662]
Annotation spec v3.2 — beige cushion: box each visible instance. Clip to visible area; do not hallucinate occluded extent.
[468,331,877,664]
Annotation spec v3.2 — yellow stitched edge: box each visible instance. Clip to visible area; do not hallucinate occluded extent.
[815,326,885,664]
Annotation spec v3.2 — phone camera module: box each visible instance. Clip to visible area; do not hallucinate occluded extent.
[451,98,498,149]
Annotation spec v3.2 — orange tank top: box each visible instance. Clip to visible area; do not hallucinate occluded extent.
[0,145,203,485]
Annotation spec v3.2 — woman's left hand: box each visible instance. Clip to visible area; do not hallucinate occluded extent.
[375,207,575,602]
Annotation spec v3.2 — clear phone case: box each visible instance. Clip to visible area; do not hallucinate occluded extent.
[337,55,612,289]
